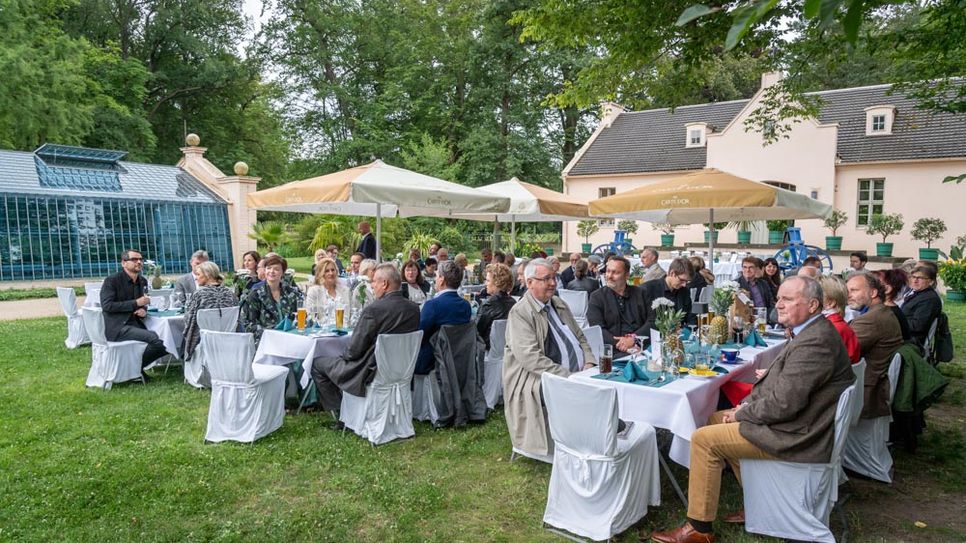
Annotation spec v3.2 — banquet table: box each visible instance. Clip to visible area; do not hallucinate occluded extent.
[571,337,786,469]
[144,312,186,359]
[252,328,353,389]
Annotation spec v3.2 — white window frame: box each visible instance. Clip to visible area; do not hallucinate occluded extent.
[856,178,885,227]
[598,187,616,226]
[864,105,895,136]
[685,122,706,148]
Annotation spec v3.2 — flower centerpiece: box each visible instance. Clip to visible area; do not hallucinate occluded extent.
[652,297,686,365]
[143,259,163,289]
[708,280,739,344]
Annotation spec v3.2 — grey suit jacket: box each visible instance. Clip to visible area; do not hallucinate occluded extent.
[174,273,197,300]
[735,316,855,464]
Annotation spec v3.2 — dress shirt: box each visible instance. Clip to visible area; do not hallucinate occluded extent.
[534,297,583,371]
[791,314,822,337]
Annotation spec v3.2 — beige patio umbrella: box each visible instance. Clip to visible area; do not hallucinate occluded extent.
[247,160,510,261]
[451,177,590,249]
[588,168,832,255]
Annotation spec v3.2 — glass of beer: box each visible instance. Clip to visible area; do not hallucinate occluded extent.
[600,344,613,374]
[335,305,345,329]
[756,307,767,334]
[296,307,307,330]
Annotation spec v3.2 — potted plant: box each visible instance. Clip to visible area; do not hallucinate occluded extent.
[866,213,904,257]
[939,258,966,302]
[703,222,726,244]
[654,223,676,248]
[911,217,946,261]
[617,219,638,246]
[728,220,759,245]
[577,220,599,254]
[766,220,790,245]
[823,210,848,251]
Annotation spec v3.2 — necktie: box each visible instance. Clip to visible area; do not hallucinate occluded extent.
[544,304,579,372]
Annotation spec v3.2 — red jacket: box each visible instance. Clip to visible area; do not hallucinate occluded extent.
[826,312,861,364]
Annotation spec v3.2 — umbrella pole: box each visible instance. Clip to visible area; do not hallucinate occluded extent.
[492,216,499,252]
[376,203,382,263]
[708,208,715,262]
[511,219,516,254]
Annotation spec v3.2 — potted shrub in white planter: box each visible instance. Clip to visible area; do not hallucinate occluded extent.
[866,213,904,257]
[654,223,676,248]
[577,220,599,254]
[617,219,638,247]
[823,210,848,251]
[911,217,946,261]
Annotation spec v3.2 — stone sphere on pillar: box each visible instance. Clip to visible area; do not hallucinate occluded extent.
[234,162,250,176]
[185,133,201,146]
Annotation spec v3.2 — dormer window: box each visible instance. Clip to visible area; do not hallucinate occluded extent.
[865,105,895,136]
[685,122,707,148]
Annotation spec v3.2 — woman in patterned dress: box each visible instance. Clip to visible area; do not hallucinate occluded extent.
[240,254,304,344]
[181,262,238,361]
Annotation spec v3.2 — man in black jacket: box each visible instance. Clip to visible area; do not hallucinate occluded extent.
[902,264,943,351]
[641,257,695,333]
[587,256,651,355]
[356,221,377,260]
[311,263,420,428]
[737,256,775,323]
[100,250,168,373]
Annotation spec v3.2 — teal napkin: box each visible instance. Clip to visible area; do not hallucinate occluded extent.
[680,328,692,341]
[275,317,294,331]
[744,330,767,347]
[622,360,650,383]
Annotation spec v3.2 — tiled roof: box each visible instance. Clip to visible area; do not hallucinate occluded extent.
[568,82,966,176]
[0,148,227,204]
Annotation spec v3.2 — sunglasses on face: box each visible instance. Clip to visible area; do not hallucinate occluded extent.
[125,257,143,262]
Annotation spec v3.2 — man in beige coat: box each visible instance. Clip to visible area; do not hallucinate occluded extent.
[503,258,596,460]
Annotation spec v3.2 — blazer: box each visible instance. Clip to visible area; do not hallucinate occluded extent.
[100,270,148,341]
[587,285,652,353]
[851,303,904,418]
[738,276,775,318]
[173,272,197,301]
[401,281,430,300]
[565,276,599,293]
[503,292,595,457]
[901,287,942,350]
[560,266,576,288]
[735,316,855,464]
[318,291,420,397]
[416,291,471,374]
[477,291,515,350]
[357,233,377,260]
[641,263,666,283]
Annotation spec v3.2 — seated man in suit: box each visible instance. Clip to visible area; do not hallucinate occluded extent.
[587,256,651,356]
[560,252,580,287]
[174,249,208,303]
[504,258,596,460]
[641,257,695,333]
[737,256,775,324]
[311,263,420,429]
[415,260,471,375]
[640,247,666,283]
[100,250,169,378]
[901,264,943,352]
[650,276,854,543]
[847,272,903,420]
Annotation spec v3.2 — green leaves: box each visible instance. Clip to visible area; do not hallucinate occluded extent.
[676,4,719,26]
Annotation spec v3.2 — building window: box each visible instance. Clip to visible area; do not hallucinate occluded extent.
[685,123,706,148]
[598,187,615,226]
[856,178,885,227]
[763,181,797,193]
[871,114,886,132]
[865,105,894,135]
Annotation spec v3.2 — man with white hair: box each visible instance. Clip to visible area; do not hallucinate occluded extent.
[503,258,596,460]
[174,249,209,302]
[640,247,665,283]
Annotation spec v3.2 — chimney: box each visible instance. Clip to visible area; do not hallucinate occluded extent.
[600,101,626,127]
[760,71,784,89]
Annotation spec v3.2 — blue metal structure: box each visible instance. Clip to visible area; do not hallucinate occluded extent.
[591,229,638,257]
[0,145,233,281]
[772,227,833,272]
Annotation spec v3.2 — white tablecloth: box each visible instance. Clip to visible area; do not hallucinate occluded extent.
[571,339,786,467]
[252,329,353,388]
[659,260,741,283]
[144,314,185,359]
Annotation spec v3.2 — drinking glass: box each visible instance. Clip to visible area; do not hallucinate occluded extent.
[600,344,613,373]
[755,307,767,333]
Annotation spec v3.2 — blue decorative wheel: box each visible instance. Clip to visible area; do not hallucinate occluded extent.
[773,227,833,272]
[591,230,638,258]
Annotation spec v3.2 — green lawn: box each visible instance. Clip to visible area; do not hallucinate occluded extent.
[1,307,964,542]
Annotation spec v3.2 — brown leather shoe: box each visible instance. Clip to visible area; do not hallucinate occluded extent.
[648,523,716,543]
[722,509,745,523]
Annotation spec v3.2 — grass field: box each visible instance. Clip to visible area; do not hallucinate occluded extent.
[1,306,964,542]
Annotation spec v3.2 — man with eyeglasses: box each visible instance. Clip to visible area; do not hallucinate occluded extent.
[641,257,696,334]
[587,256,651,355]
[504,258,596,460]
[100,249,169,379]
[901,265,943,352]
[737,257,775,324]
[560,252,581,287]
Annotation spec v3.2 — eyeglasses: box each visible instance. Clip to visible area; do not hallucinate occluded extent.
[531,274,557,283]
[125,257,143,262]
[910,275,930,281]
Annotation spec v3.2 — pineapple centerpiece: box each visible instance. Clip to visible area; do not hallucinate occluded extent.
[708,280,739,344]
[652,297,686,365]
[144,259,163,289]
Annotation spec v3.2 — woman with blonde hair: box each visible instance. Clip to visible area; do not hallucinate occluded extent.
[688,255,715,291]
[306,257,350,323]
[817,275,861,363]
[182,261,238,361]
[476,263,516,350]
[349,258,377,322]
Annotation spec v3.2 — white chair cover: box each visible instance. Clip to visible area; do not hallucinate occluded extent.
[742,384,857,543]
[84,281,103,296]
[83,288,101,308]
[541,373,661,541]
[202,331,288,443]
[184,307,240,389]
[582,325,604,364]
[842,353,902,483]
[483,319,507,409]
[341,330,423,445]
[57,287,89,348]
[850,359,866,427]
[558,289,588,328]
[82,308,146,389]
[411,374,439,423]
